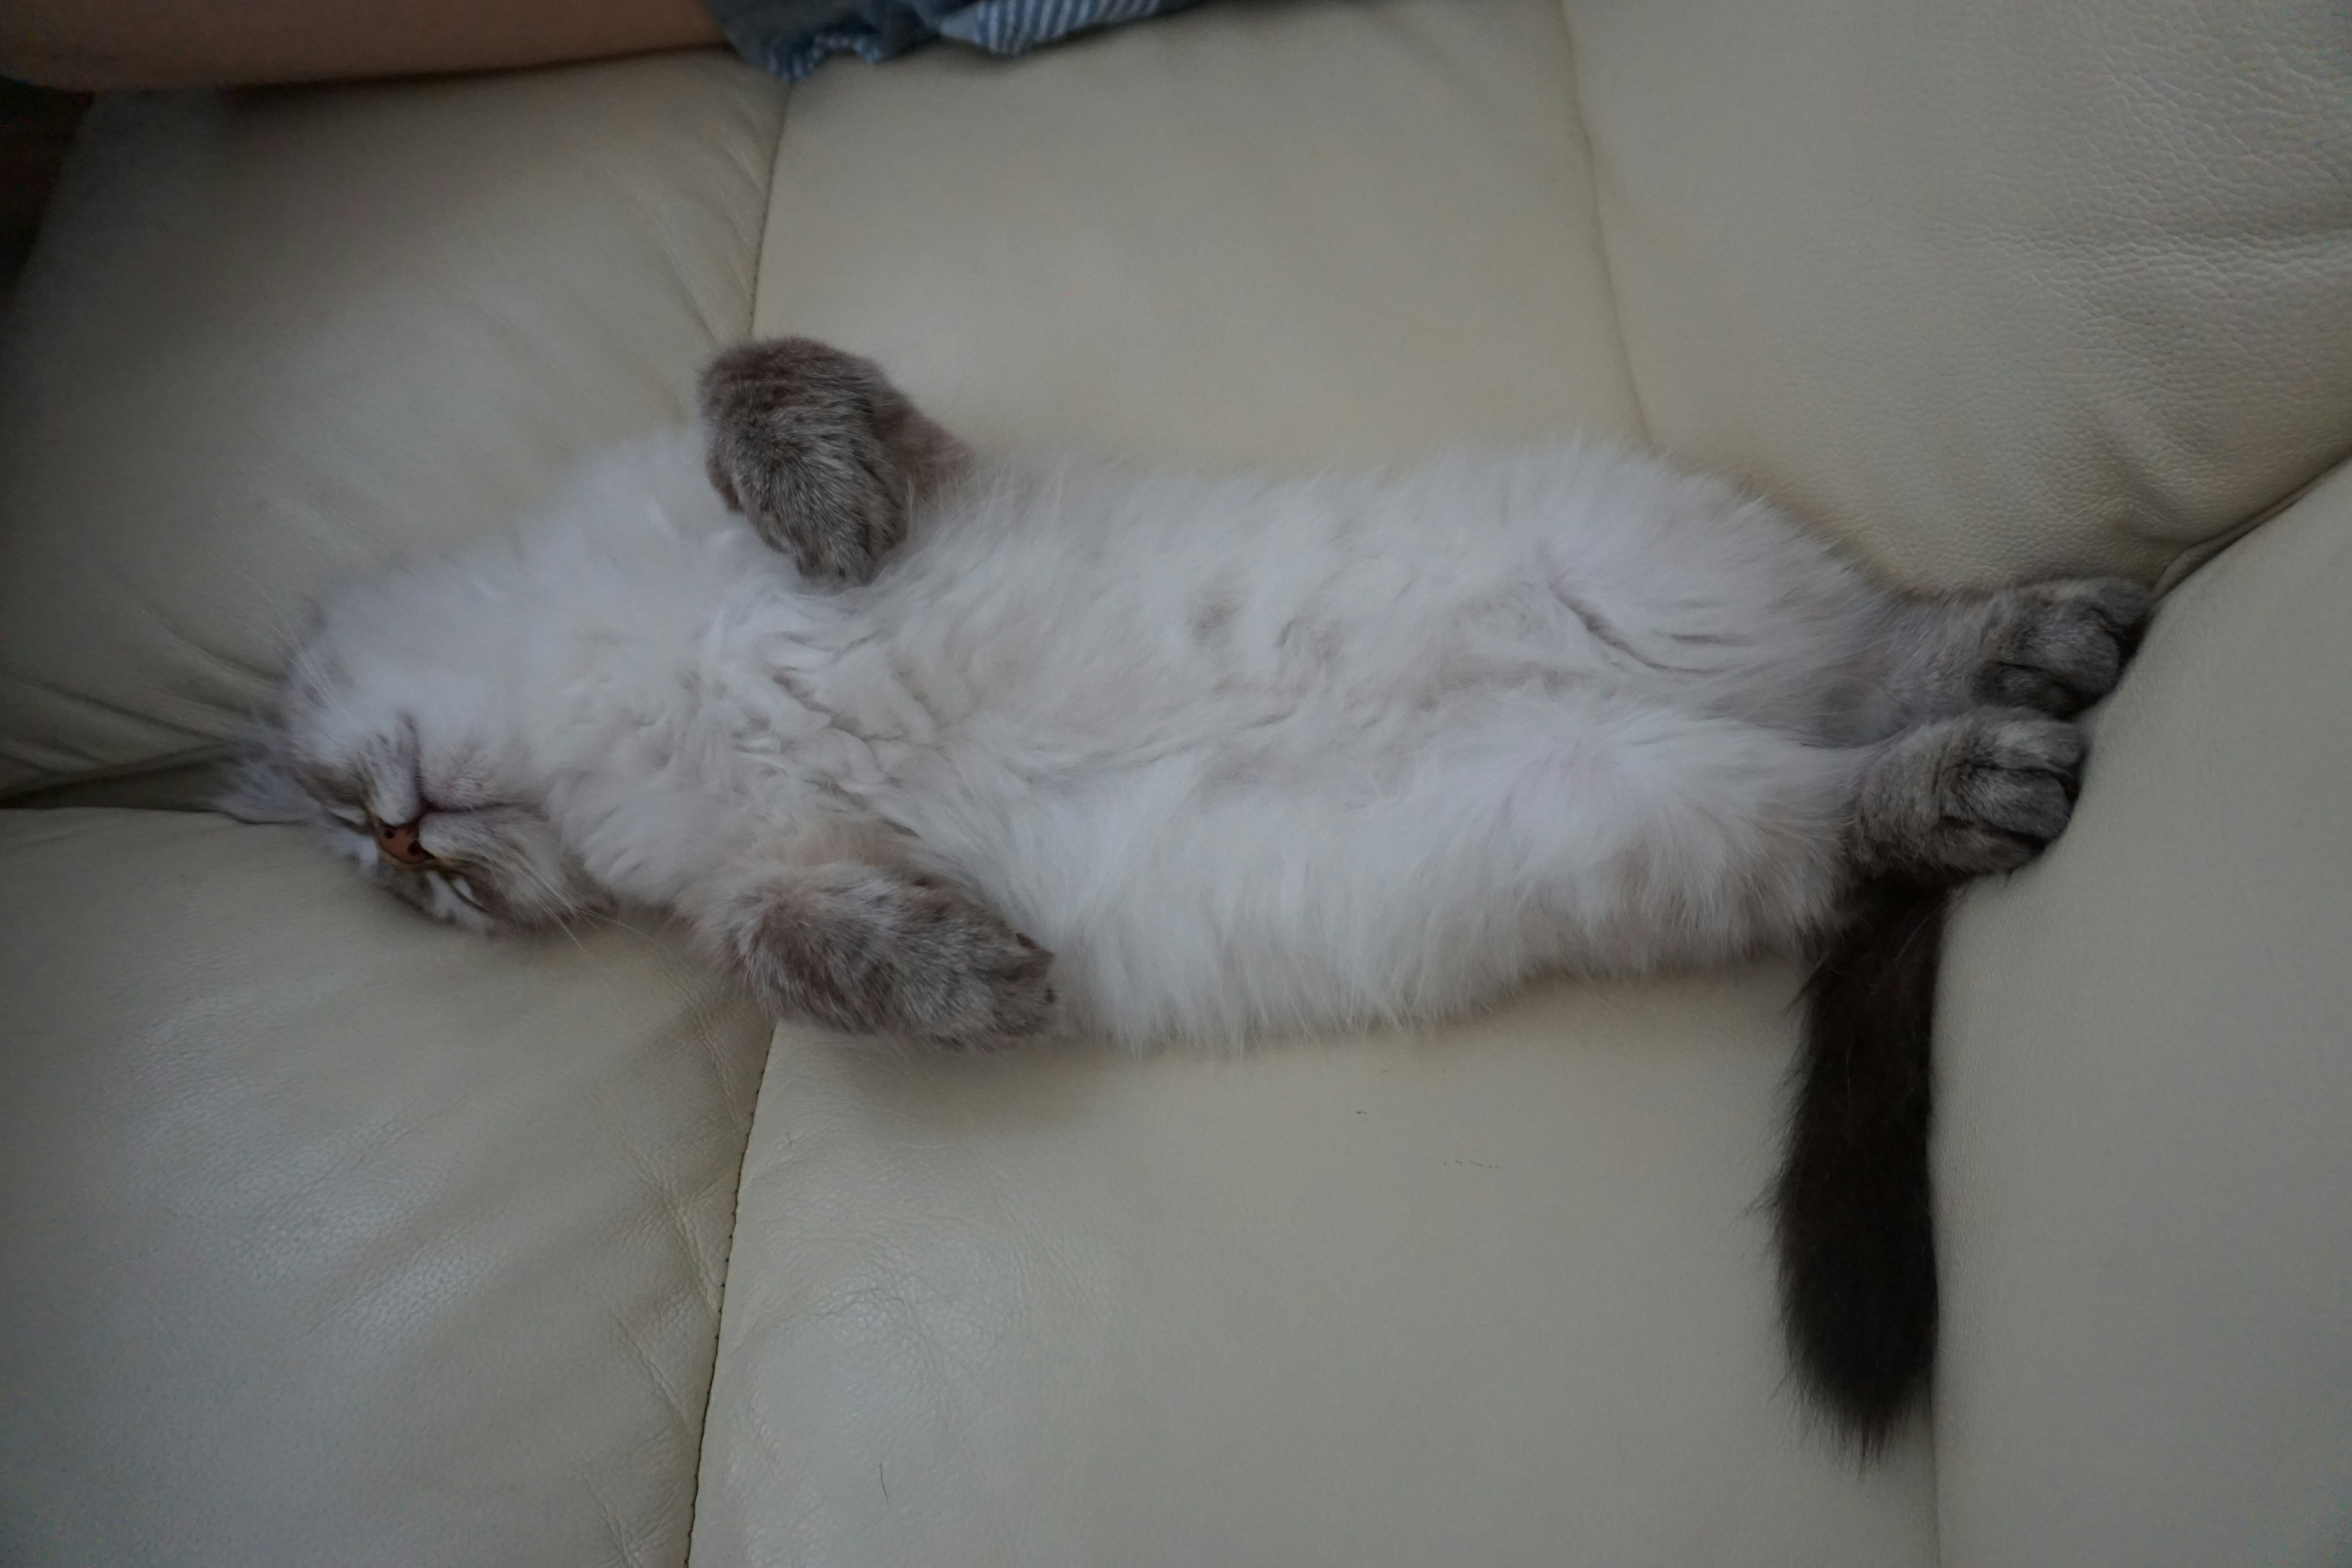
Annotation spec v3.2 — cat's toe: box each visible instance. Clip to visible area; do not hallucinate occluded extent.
[1857,710,2086,881]
[912,921,1057,1051]
[750,470,899,586]
[1924,711,2085,875]
[1973,578,2152,717]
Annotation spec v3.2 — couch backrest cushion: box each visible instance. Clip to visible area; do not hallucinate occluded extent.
[1564,0,2352,587]
[744,0,1642,470]
[0,55,784,794]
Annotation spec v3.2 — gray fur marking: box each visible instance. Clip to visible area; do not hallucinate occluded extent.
[1881,576,2150,725]
[698,336,970,586]
[726,864,1055,1049]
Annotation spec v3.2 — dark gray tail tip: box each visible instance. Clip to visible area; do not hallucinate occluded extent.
[1774,1163,1937,1455]
[1776,874,1946,1458]
[1782,1285,1935,1457]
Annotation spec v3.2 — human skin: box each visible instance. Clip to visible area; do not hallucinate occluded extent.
[1,0,724,90]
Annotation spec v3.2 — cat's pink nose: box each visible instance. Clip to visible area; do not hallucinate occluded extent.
[372,814,431,867]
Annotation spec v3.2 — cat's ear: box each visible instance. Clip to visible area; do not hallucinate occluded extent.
[214,738,317,825]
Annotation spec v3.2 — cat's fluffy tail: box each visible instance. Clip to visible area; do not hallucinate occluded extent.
[1774,876,1944,1453]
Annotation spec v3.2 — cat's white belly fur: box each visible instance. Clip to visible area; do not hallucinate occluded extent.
[483,431,1884,1042]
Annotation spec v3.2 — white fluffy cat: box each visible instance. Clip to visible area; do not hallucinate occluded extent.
[224,339,2148,1444]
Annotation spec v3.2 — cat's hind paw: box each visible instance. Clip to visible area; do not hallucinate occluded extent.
[1971,578,2152,717]
[1855,711,2086,881]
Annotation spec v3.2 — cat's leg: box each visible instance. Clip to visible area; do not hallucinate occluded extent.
[1003,701,1870,1041]
[1877,578,2151,723]
[1489,706,1861,967]
[1404,696,2084,971]
[697,337,970,585]
[1302,704,1871,993]
[699,860,1054,1049]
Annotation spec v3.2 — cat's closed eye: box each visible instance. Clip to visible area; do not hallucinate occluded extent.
[223,716,601,933]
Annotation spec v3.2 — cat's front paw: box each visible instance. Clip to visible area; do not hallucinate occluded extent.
[697,338,967,586]
[729,865,1054,1050]
[1855,711,2086,881]
[1972,578,2152,717]
[870,879,1058,1050]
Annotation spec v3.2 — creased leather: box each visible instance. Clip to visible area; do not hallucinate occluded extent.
[0,52,787,793]
[0,811,774,1568]
[693,974,1937,1568]
[1564,0,2352,590]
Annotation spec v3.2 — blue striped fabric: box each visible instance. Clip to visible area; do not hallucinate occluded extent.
[707,0,1207,81]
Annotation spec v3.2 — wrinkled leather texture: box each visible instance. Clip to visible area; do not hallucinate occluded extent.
[1936,461,2352,1567]
[693,976,1936,1568]
[0,811,774,1568]
[0,51,785,793]
[1564,0,2352,589]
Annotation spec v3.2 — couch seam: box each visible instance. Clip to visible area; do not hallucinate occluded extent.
[1551,1,1656,453]
[2150,437,2352,598]
[737,76,794,344]
[0,744,228,810]
[679,1023,785,1568]
[1547,24,1943,1558]
[679,85,792,1568]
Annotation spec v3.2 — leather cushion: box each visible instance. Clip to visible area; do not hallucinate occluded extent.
[691,974,1937,1568]
[1564,0,2352,588]
[747,0,1643,468]
[1936,461,2352,1566]
[0,53,785,793]
[0,810,773,1568]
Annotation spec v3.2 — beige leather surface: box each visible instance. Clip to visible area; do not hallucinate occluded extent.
[0,51,784,793]
[3,2,2346,1561]
[752,0,1643,467]
[1563,0,2352,589]
[0,810,774,1568]
[1936,462,2352,1566]
[692,973,1936,1568]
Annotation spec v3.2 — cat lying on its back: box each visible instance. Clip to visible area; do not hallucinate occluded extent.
[223,338,2147,1448]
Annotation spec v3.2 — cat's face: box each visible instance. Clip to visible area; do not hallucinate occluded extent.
[222,605,600,933]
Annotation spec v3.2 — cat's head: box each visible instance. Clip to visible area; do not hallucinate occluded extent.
[220,588,601,933]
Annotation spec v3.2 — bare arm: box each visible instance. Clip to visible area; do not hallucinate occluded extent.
[1,0,723,91]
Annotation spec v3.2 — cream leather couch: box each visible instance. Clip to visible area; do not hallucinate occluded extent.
[2,4,2348,1564]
